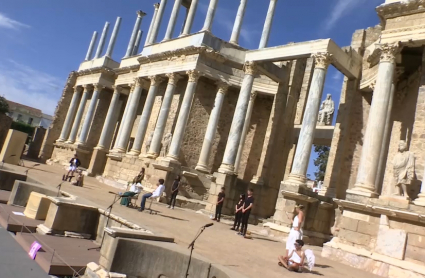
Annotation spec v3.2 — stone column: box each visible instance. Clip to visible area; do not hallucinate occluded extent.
[129,76,163,156]
[181,0,199,36]
[147,73,181,158]
[284,53,332,186]
[105,17,122,58]
[112,90,133,151]
[196,82,229,173]
[234,91,257,172]
[259,0,277,49]
[124,11,146,58]
[94,22,110,59]
[166,70,201,162]
[148,0,168,45]
[229,0,248,45]
[202,0,219,32]
[85,31,98,61]
[67,85,91,144]
[349,43,400,197]
[218,62,257,174]
[133,30,143,55]
[414,169,425,206]
[77,84,103,145]
[163,0,183,41]
[57,86,82,142]
[96,86,122,150]
[115,79,144,152]
[145,3,160,46]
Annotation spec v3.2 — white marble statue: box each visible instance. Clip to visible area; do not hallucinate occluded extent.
[145,132,154,154]
[393,140,415,198]
[317,94,335,126]
[160,133,172,157]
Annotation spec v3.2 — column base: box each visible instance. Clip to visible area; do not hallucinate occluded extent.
[283,173,308,188]
[413,194,425,206]
[163,154,180,164]
[65,140,75,144]
[318,187,336,198]
[110,148,126,154]
[195,164,210,174]
[56,138,66,143]
[347,183,379,198]
[146,152,159,159]
[218,163,235,175]
[250,175,264,185]
[127,150,141,157]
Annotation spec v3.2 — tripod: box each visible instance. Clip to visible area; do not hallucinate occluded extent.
[88,192,122,251]
[185,223,213,277]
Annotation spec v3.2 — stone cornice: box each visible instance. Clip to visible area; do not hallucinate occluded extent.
[77,66,116,78]
[114,65,140,75]
[377,0,425,26]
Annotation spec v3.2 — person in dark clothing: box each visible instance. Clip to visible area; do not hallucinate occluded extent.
[212,187,225,222]
[167,175,181,209]
[239,188,254,238]
[231,194,245,231]
[63,154,81,182]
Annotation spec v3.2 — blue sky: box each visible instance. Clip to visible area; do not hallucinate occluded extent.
[0,0,383,177]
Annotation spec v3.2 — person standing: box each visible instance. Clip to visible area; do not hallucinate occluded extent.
[285,205,304,255]
[63,154,81,181]
[120,168,145,206]
[138,179,165,212]
[239,188,254,238]
[168,175,181,209]
[212,187,225,222]
[230,194,245,231]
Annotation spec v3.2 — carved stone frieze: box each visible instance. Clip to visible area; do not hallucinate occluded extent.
[311,52,333,70]
[77,66,116,78]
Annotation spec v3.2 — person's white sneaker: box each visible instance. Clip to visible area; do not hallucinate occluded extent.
[171,207,174,209]
[167,205,171,208]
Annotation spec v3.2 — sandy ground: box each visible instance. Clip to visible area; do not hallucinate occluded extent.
[4,160,381,278]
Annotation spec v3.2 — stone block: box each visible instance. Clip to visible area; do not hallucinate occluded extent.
[357,221,379,236]
[340,217,359,231]
[405,244,425,262]
[8,180,58,207]
[339,229,371,246]
[0,169,26,191]
[407,234,425,248]
[0,129,27,165]
[375,226,407,260]
[390,220,425,236]
[23,192,51,220]
[388,265,423,278]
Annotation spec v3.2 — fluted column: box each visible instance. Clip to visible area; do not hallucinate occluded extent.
[234,91,256,172]
[284,53,332,186]
[229,0,248,45]
[196,82,229,173]
[181,0,199,36]
[115,79,144,152]
[218,62,257,174]
[85,31,98,61]
[146,3,160,46]
[67,85,91,144]
[349,43,401,197]
[124,11,146,58]
[163,0,183,41]
[129,76,163,156]
[202,0,219,32]
[133,30,143,55]
[57,86,82,142]
[77,84,103,145]
[259,0,277,49]
[105,17,122,58]
[147,73,181,158]
[148,0,168,45]
[94,22,110,59]
[166,70,201,161]
[112,91,133,151]
[96,86,122,150]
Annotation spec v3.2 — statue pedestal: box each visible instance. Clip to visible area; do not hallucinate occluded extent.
[379,195,411,208]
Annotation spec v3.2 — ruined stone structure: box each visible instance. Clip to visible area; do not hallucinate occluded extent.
[42,1,425,277]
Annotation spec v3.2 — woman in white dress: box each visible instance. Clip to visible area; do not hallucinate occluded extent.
[278,239,306,272]
[285,204,304,255]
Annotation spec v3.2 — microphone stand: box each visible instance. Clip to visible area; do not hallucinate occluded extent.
[185,226,207,278]
[56,182,64,197]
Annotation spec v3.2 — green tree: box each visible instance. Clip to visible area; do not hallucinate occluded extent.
[313,145,330,181]
[0,96,9,114]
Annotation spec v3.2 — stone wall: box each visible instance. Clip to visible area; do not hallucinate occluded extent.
[27,127,46,159]
[0,113,12,151]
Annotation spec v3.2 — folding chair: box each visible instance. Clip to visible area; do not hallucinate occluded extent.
[146,192,164,215]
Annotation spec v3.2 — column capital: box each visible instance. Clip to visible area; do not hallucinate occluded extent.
[166,72,182,86]
[82,84,92,92]
[149,75,164,86]
[137,10,147,18]
[379,42,401,64]
[244,61,258,75]
[154,3,160,10]
[250,91,258,101]
[112,85,123,93]
[217,81,230,94]
[131,77,146,89]
[312,52,333,70]
[73,86,83,93]
[187,70,201,83]
[93,83,105,91]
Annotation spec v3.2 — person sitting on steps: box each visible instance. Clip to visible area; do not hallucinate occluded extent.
[63,154,81,182]
[278,239,306,272]
[138,178,165,212]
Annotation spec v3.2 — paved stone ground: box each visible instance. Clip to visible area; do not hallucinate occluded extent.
[6,161,381,278]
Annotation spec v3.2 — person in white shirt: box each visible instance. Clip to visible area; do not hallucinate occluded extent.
[278,239,306,272]
[138,179,165,212]
[120,168,145,207]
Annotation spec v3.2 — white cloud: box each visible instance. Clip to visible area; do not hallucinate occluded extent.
[322,0,370,33]
[0,60,62,115]
[0,12,30,30]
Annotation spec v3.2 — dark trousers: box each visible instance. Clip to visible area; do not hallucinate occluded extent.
[169,191,178,208]
[241,210,251,235]
[233,211,243,229]
[120,192,136,206]
[140,193,153,210]
[215,205,223,220]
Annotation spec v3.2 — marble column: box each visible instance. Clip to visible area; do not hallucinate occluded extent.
[112,90,133,151]
[218,62,257,174]
[163,0,183,41]
[133,30,143,55]
[234,91,257,172]
[77,84,103,145]
[202,0,219,32]
[166,70,201,161]
[115,79,144,152]
[350,43,400,197]
[181,0,199,36]
[284,53,332,186]
[148,0,168,45]
[124,11,146,58]
[96,86,122,150]
[105,17,122,58]
[57,86,82,142]
[129,76,163,155]
[147,73,181,158]
[67,85,91,144]
[94,22,110,59]
[229,0,248,45]
[85,31,98,61]
[259,0,277,49]
[196,82,229,173]
[145,3,160,46]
